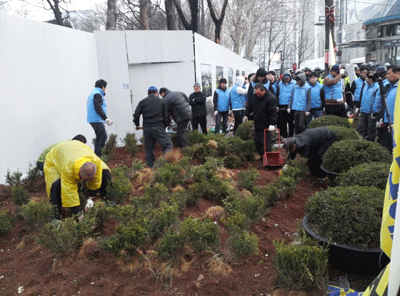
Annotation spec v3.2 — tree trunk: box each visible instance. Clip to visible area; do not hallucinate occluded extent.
[46,0,63,26]
[165,0,176,30]
[189,0,198,33]
[139,0,150,30]
[214,22,221,44]
[106,0,117,30]
[206,0,228,43]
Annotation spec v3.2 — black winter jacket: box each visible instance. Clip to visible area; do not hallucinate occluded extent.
[245,90,277,131]
[163,91,192,123]
[133,95,170,128]
[189,91,207,117]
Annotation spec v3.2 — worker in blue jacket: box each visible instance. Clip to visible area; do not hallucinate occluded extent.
[230,76,249,133]
[276,73,295,138]
[356,71,381,141]
[288,73,311,135]
[305,72,325,128]
[213,78,231,134]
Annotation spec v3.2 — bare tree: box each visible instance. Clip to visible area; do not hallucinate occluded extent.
[44,0,70,26]
[139,0,150,29]
[206,0,228,44]
[165,0,176,30]
[106,0,117,30]
[172,0,198,32]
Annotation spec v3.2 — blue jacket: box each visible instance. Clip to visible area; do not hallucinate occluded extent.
[324,74,343,100]
[360,82,381,113]
[353,77,365,102]
[230,84,246,110]
[384,81,398,123]
[213,87,231,112]
[289,83,311,112]
[87,88,106,123]
[309,82,324,109]
[383,79,390,87]
[270,81,278,95]
[278,81,294,106]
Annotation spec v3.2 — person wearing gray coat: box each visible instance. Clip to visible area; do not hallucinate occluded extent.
[159,87,192,148]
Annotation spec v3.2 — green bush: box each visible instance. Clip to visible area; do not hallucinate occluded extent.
[0,210,12,235]
[235,121,255,141]
[123,133,139,156]
[107,167,132,203]
[253,183,282,208]
[157,227,185,259]
[11,185,30,206]
[273,240,328,292]
[152,162,186,188]
[227,229,259,260]
[101,133,118,158]
[322,139,392,173]
[305,186,384,249]
[186,130,209,145]
[132,183,169,208]
[132,159,145,172]
[224,154,242,169]
[108,204,138,223]
[325,125,360,141]
[85,201,110,225]
[308,115,351,129]
[223,191,266,223]
[181,216,219,253]
[277,176,297,196]
[237,168,260,192]
[222,212,250,231]
[337,162,390,189]
[5,170,22,186]
[101,218,149,254]
[21,199,54,227]
[27,162,41,184]
[282,158,309,180]
[148,201,180,239]
[37,216,96,255]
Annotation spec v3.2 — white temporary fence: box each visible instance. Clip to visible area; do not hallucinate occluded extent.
[1,13,258,184]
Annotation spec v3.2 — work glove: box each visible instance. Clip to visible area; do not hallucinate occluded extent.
[287,109,291,114]
[84,197,94,212]
[305,111,310,116]
[229,110,233,115]
[336,98,343,103]
[376,118,384,128]
[340,69,346,75]
[105,118,113,126]
[214,111,218,116]
[242,116,248,123]
[355,108,360,114]
[344,102,348,109]
[268,125,276,131]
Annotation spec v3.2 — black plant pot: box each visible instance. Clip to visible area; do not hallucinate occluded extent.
[320,165,340,181]
[302,215,390,275]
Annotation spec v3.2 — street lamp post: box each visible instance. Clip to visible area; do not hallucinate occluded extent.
[325,0,335,73]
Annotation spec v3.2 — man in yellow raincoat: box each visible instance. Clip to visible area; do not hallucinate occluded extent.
[44,140,110,219]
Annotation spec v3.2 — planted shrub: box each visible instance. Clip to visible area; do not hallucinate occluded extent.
[107,167,132,204]
[11,185,30,206]
[157,227,185,259]
[152,162,186,188]
[322,139,392,173]
[186,130,209,145]
[308,115,351,129]
[101,133,117,158]
[235,121,255,141]
[180,216,219,253]
[222,212,250,231]
[325,125,360,141]
[337,162,390,189]
[0,210,12,235]
[224,154,242,169]
[123,133,139,156]
[273,240,328,292]
[253,183,282,208]
[305,186,384,249]
[226,229,259,260]
[148,201,180,239]
[224,191,266,223]
[27,162,41,183]
[237,168,260,192]
[21,199,54,227]
[5,170,22,186]
[37,216,96,255]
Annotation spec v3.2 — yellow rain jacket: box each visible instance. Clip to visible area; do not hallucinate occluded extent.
[44,140,108,208]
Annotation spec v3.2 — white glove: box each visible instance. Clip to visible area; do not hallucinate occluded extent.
[355,108,359,114]
[268,125,276,131]
[323,108,326,113]
[242,116,248,123]
[287,109,291,114]
[229,110,233,115]
[105,118,113,126]
[305,111,310,116]
[336,98,343,103]
[214,111,218,116]
[84,197,94,212]
[376,118,383,128]
[344,102,348,109]
[340,69,346,75]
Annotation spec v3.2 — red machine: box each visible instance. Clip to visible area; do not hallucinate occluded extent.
[263,128,284,167]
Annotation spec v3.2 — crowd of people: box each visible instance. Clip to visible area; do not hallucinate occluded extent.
[38,61,399,219]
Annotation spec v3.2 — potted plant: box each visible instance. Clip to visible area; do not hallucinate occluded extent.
[303,186,389,274]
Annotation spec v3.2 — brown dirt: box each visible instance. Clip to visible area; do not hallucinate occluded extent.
[0,145,326,296]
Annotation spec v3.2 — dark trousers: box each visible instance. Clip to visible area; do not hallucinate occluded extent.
[293,111,306,135]
[90,122,107,157]
[356,112,377,141]
[305,110,322,128]
[277,108,294,138]
[325,104,347,118]
[254,129,272,156]
[215,111,228,134]
[192,116,207,134]
[50,179,81,219]
[143,126,173,167]
[308,135,337,178]
[233,110,245,133]
[176,119,190,148]
[377,123,393,153]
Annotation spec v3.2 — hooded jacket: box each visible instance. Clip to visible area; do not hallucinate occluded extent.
[230,76,248,111]
[163,90,192,123]
[289,74,311,112]
[44,141,104,208]
[189,91,207,117]
[245,89,277,131]
[277,73,294,106]
[213,85,231,112]
[360,82,381,114]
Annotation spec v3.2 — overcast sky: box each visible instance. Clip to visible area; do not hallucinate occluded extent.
[7,0,106,21]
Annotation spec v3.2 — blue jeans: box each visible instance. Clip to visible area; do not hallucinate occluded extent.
[90,122,107,157]
[215,111,228,134]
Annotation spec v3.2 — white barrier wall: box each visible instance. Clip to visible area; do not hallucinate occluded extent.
[1,13,99,184]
